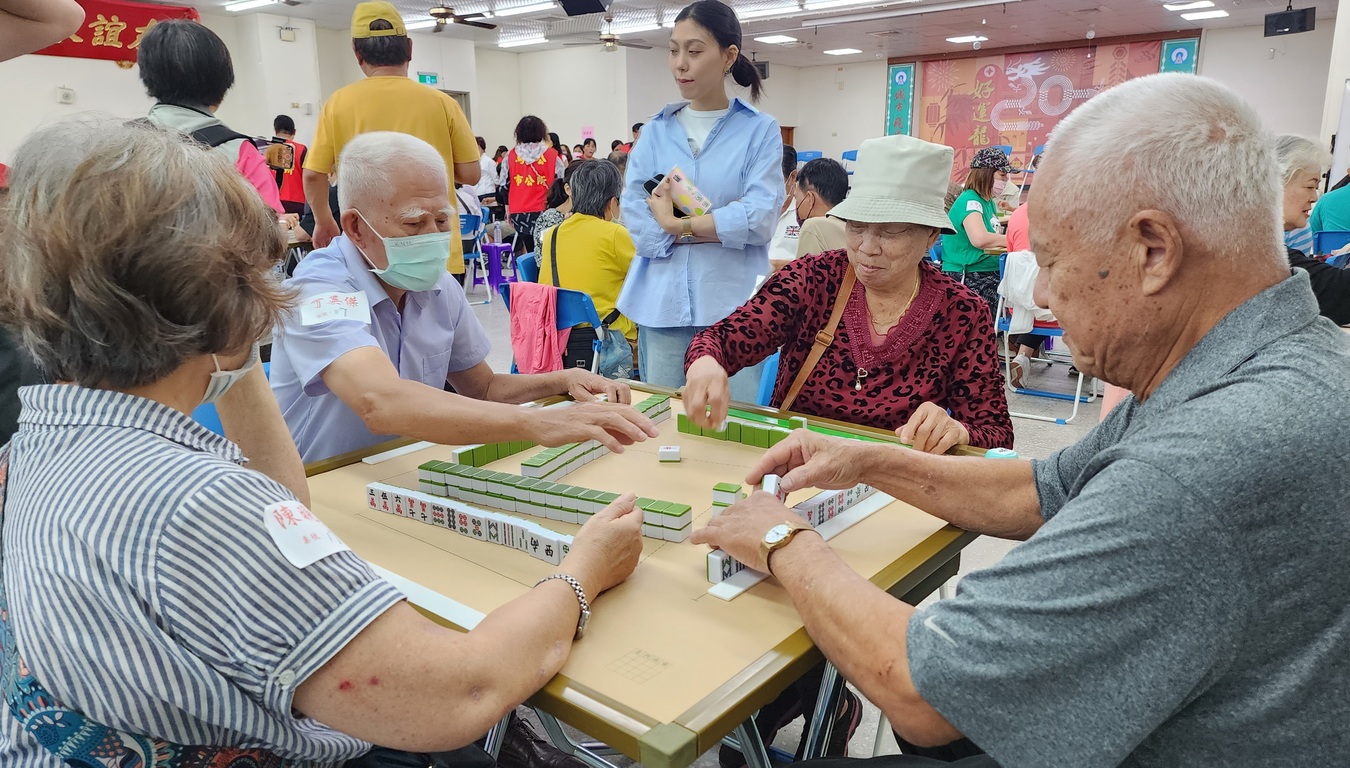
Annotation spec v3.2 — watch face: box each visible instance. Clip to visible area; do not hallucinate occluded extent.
[765,524,791,545]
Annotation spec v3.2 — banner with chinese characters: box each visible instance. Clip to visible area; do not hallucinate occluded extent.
[917,41,1164,179]
[885,63,915,136]
[33,0,198,66]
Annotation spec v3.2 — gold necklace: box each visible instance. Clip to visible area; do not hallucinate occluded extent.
[856,272,921,392]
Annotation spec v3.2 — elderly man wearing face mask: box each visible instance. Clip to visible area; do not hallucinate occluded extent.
[270,132,657,465]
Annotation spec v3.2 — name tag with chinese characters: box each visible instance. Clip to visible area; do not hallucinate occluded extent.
[299,291,371,326]
[263,500,351,568]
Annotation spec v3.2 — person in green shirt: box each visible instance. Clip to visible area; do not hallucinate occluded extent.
[1309,175,1350,242]
[941,147,1013,319]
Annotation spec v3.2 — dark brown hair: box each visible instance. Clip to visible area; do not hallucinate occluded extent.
[674,0,763,102]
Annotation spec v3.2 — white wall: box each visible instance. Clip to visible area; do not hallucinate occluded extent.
[742,62,800,138]
[1198,22,1334,139]
[626,46,673,127]
[793,60,887,159]
[515,46,628,148]
[0,53,152,162]
[1321,11,1350,151]
[473,48,523,150]
[316,27,364,103]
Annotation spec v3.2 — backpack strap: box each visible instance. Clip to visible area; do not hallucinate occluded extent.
[189,123,251,149]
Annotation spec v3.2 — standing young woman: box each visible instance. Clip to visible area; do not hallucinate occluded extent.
[506,116,560,256]
[617,0,783,400]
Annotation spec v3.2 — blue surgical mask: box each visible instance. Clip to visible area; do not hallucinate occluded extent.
[201,342,260,405]
[353,210,452,292]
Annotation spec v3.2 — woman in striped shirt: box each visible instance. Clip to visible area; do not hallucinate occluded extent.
[0,117,642,768]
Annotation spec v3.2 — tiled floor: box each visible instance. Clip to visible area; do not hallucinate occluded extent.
[466,294,1099,766]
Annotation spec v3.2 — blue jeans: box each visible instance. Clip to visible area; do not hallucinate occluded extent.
[638,325,766,405]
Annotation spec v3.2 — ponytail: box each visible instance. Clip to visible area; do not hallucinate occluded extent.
[729,52,763,102]
[545,177,569,210]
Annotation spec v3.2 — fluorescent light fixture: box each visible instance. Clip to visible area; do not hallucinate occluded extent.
[1180,8,1228,19]
[823,47,862,55]
[805,0,912,10]
[946,34,988,43]
[1162,0,1213,9]
[805,0,1020,27]
[499,36,548,47]
[738,4,801,20]
[661,17,675,27]
[495,2,555,17]
[754,34,798,44]
[406,18,439,29]
[224,0,277,12]
[611,22,660,34]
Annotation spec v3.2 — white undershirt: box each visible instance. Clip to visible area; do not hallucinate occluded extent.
[677,106,729,156]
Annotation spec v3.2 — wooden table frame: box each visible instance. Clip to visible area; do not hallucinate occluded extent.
[305,384,979,768]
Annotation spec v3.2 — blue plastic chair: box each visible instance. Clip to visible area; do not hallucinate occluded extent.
[994,254,1091,424]
[928,240,942,263]
[756,351,780,406]
[498,284,604,374]
[841,150,858,162]
[796,150,823,165]
[516,253,540,284]
[1313,230,1350,261]
[191,362,271,437]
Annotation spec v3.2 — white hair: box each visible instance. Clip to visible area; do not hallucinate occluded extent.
[336,131,448,212]
[1275,134,1331,186]
[1044,73,1283,264]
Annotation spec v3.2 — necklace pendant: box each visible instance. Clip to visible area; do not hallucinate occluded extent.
[854,368,868,392]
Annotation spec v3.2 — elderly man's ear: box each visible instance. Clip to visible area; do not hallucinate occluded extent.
[1128,210,1185,297]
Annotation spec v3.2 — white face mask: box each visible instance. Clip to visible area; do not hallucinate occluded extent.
[201,342,260,405]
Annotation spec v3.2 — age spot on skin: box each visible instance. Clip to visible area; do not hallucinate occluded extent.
[369,677,381,686]
[1098,269,1110,279]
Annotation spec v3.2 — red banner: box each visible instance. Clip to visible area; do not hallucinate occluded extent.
[917,41,1163,180]
[33,0,198,66]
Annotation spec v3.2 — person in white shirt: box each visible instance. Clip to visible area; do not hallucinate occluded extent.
[766,145,800,266]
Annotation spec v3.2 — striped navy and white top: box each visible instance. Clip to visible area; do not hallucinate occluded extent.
[2,385,406,768]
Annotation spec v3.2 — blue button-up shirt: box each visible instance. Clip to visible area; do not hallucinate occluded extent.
[617,98,784,328]
[270,235,492,462]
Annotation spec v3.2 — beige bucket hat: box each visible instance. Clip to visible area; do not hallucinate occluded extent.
[828,134,957,234]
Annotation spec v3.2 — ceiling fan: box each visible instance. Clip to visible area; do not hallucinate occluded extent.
[428,5,496,31]
[563,15,653,51]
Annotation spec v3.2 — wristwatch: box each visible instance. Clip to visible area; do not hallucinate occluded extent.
[678,219,696,243]
[536,574,591,639]
[760,520,815,575]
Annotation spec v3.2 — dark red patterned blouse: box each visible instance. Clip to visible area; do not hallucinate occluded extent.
[685,249,1013,449]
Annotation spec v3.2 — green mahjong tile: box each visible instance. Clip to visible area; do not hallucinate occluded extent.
[418,460,440,473]
[727,422,742,441]
[663,503,692,518]
[595,491,620,503]
[713,482,743,494]
[580,489,605,504]
[635,497,657,509]
[645,500,672,513]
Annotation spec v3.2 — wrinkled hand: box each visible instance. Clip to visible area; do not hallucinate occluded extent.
[562,493,644,595]
[683,356,730,430]
[312,218,341,249]
[645,176,679,233]
[563,368,631,405]
[996,199,1016,214]
[746,429,870,494]
[690,493,813,574]
[532,402,657,454]
[896,402,969,455]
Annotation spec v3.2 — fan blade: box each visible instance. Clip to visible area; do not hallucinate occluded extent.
[564,41,597,46]
[461,19,496,29]
[617,41,652,49]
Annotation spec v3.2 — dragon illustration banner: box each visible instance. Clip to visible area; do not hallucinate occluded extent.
[917,41,1165,179]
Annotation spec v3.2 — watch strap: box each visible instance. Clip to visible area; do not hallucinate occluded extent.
[763,520,815,576]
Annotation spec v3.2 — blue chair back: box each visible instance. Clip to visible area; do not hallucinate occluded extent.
[1313,230,1350,257]
[841,150,858,162]
[460,213,482,238]
[516,253,540,283]
[796,150,823,164]
[498,284,602,330]
[992,144,1013,159]
[756,351,780,406]
[928,240,942,263]
[191,362,271,437]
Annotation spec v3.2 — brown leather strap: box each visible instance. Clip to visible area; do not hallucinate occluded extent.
[779,264,855,413]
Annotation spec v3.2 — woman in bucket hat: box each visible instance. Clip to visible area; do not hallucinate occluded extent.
[684,134,1012,454]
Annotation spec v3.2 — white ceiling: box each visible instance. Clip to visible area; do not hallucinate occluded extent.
[200,0,1338,67]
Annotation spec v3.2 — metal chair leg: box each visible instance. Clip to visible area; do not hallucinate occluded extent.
[801,661,846,760]
[482,713,512,760]
[734,717,775,768]
[531,709,625,768]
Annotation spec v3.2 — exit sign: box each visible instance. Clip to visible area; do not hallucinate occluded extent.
[417,72,439,86]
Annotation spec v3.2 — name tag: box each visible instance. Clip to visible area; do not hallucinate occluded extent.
[299,291,371,326]
[264,501,351,568]
[965,200,982,213]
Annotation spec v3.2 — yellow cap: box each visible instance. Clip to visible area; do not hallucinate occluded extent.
[351,1,407,38]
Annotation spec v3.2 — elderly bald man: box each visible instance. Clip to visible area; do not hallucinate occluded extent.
[695,73,1350,767]
[271,131,657,464]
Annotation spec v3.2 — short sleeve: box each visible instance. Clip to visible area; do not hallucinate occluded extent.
[305,102,336,174]
[907,458,1242,768]
[276,284,382,397]
[446,99,479,164]
[156,469,405,711]
[1031,399,1134,519]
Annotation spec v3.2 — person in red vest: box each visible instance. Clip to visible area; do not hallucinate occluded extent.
[272,114,308,216]
[506,115,559,256]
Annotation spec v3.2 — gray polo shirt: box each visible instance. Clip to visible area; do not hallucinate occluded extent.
[907,270,1350,767]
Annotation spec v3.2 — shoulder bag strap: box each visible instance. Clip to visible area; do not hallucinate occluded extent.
[549,225,561,288]
[779,264,855,413]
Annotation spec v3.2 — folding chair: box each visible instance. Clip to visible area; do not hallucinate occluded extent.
[1313,230,1350,267]
[995,253,1095,424]
[796,150,823,164]
[461,213,491,305]
[515,253,540,284]
[756,351,780,406]
[190,363,271,436]
[841,149,858,175]
[498,283,605,374]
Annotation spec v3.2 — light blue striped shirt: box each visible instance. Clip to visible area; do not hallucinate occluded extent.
[2,385,405,768]
[1286,226,1312,256]
[616,98,784,328]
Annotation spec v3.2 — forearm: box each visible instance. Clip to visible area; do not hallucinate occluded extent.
[771,535,959,746]
[357,378,542,445]
[214,365,310,506]
[862,447,1042,539]
[480,370,572,404]
[302,171,334,225]
[0,0,83,60]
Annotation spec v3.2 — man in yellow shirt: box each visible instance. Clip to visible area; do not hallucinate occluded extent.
[303,1,481,276]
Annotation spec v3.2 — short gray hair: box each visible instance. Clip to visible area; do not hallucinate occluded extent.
[1044,73,1283,264]
[0,116,292,388]
[337,132,448,212]
[1275,134,1331,186]
[570,160,623,218]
